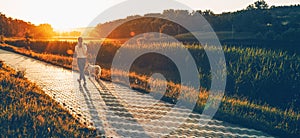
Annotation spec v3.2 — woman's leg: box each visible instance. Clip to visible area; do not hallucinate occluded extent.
[77,58,83,80]
[77,58,86,81]
[82,58,86,82]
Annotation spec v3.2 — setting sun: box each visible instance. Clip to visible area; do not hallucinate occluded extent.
[0,0,126,30]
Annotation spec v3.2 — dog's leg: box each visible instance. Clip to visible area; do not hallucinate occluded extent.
[92,69,95,80]
[98,68,101,80]
[94,69,97,80]
[95,67,100,80]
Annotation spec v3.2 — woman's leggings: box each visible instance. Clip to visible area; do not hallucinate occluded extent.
[77,58,86,81]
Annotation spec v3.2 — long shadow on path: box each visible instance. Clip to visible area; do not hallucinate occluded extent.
[79,83,104,136]
[92,79,151,137]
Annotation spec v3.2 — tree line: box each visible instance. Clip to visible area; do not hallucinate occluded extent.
[0,13,55,39]
[0,0,299,43]
[90,0,300,42]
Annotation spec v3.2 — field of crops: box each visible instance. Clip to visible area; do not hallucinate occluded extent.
[1,39,299,136]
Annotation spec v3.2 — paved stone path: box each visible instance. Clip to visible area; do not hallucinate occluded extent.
[0,49,272,137]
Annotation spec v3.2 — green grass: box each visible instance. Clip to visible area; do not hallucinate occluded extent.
[175,31,256,41]
[0,60,97,137]
[0,41,299,137]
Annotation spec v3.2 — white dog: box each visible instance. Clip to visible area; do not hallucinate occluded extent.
[86,63,101,80]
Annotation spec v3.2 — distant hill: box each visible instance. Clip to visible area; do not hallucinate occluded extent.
[89,3,300,44]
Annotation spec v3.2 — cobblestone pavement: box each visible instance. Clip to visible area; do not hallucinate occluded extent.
[0,49,272,137]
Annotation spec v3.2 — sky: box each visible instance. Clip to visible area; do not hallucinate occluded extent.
[0,0,299,31]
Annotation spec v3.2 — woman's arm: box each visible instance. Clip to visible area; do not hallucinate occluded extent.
[74,46,78,58]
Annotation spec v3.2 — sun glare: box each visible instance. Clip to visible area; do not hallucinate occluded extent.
[54,27,74,33]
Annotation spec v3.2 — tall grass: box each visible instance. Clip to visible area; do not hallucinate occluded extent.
[4,40,77,56]
[1,40,299,137]
[0,60,96,137]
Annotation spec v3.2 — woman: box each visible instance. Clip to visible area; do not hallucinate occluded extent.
[75,37,87,85]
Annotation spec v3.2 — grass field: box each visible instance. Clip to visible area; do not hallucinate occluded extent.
[0,40,299,137]
[175,31,256,41]
[0,60,97,137]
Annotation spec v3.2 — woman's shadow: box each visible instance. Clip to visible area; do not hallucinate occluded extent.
[78,83,105,136]
[78,79,151,137]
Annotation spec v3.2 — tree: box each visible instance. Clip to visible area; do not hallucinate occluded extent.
[159,24,177,36]
[33,24,54,38]
[246,4,256,10]
[254,0,269,9]
[203,10,215,16]
[247,0,269,10]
